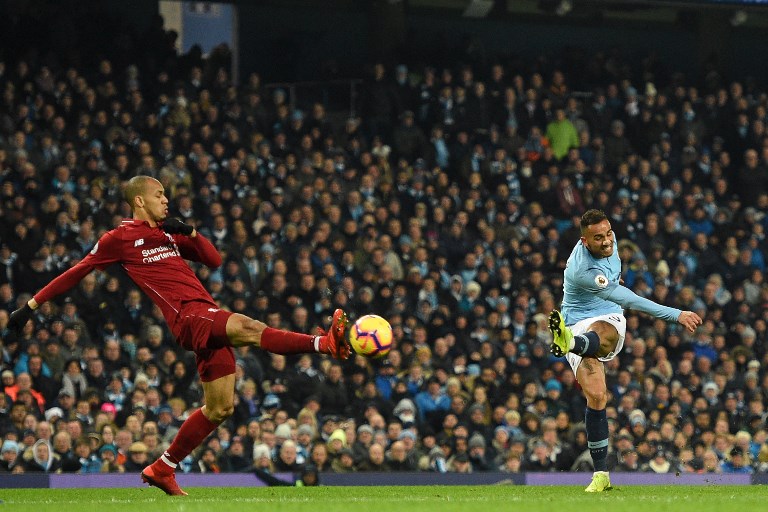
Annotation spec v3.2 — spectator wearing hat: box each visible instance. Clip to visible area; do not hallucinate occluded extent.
[542,378,569,417]
[293,423,313,462]
[99,443,124,473]
[331,447,357,473]
[448,451,473,473]
[23,439,61,473]
[260,392,282,419]
[629,410,648,439]
[391,397,417,426]
[274,422,293,447]
[0,440,20,472]
[352,424,375,464]
[156,404,179,445]
[44,406,64,426]
[721,446,754,474]
[124,441,150,472]
[397,429,422,467]
[467,432,492,471]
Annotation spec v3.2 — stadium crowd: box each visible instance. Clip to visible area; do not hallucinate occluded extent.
[1,30,768,479]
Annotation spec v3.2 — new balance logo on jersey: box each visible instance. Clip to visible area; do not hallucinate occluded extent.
[134,239,145,247]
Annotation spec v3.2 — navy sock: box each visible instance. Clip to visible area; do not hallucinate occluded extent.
[572,331,600,356]
[585,407,609,472]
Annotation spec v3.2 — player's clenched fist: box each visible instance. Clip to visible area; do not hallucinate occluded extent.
[8,303,34,333]
[161,218,194,236]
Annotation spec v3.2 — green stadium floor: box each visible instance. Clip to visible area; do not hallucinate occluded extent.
[3,485,768,512]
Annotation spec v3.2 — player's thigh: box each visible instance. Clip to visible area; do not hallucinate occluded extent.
[587,320,619,357]
[225,313,268,347]
[202,373,236,412]
[178,304,232,351]
[575,357,607,401]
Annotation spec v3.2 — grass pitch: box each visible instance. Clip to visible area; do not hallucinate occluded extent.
[3,485,767,512]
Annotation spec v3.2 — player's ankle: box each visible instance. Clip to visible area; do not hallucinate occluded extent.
[153,459,175,474]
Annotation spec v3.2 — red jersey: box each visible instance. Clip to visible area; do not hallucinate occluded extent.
[34,219,222,338]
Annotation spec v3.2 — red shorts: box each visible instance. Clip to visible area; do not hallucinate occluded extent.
[176,302,235,382]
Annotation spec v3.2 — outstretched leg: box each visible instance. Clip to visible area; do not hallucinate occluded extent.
[226,309,350,359]
[549,312,618,358]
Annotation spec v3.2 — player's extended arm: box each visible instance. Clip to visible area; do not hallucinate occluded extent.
[33,262,98,306]
[8,260,99,333]
[8,231,121,333]
[600,284,681,322]
[34,231,123,305]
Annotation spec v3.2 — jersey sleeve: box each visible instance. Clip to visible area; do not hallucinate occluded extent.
[573,267,681,322]
[34,231,122,305]
[175,233,223,268]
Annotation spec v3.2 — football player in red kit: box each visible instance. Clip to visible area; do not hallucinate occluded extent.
[8,175,350,495]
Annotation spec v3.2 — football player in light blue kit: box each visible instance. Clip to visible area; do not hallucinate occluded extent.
[549,209,702,492]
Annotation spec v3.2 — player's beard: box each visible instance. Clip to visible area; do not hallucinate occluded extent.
[588,243,613,258]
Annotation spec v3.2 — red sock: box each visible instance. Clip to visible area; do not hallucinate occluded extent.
[164,409,219,465]
[260,327,316,354]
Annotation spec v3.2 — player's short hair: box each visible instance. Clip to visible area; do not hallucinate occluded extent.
[124,175,156,210]
[580,209,608,233]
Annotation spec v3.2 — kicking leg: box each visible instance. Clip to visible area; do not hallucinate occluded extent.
[550,312,618,358]
[225,310,350,359]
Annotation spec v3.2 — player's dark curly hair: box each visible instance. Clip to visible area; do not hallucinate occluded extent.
[580,209,608,233]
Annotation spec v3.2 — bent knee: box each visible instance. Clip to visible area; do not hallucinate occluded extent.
[588,320,619,339]
[589,320,619,356]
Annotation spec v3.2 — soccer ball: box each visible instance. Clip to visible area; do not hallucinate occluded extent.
[349,314,393,358]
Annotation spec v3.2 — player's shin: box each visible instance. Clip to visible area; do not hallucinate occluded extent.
[585,406,609,471]
[161,409,220,469]
[260,327,317,354]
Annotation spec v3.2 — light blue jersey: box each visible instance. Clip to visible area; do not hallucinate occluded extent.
[561,239,681,325]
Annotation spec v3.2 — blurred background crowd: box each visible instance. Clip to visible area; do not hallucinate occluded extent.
[1,7,768,479]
